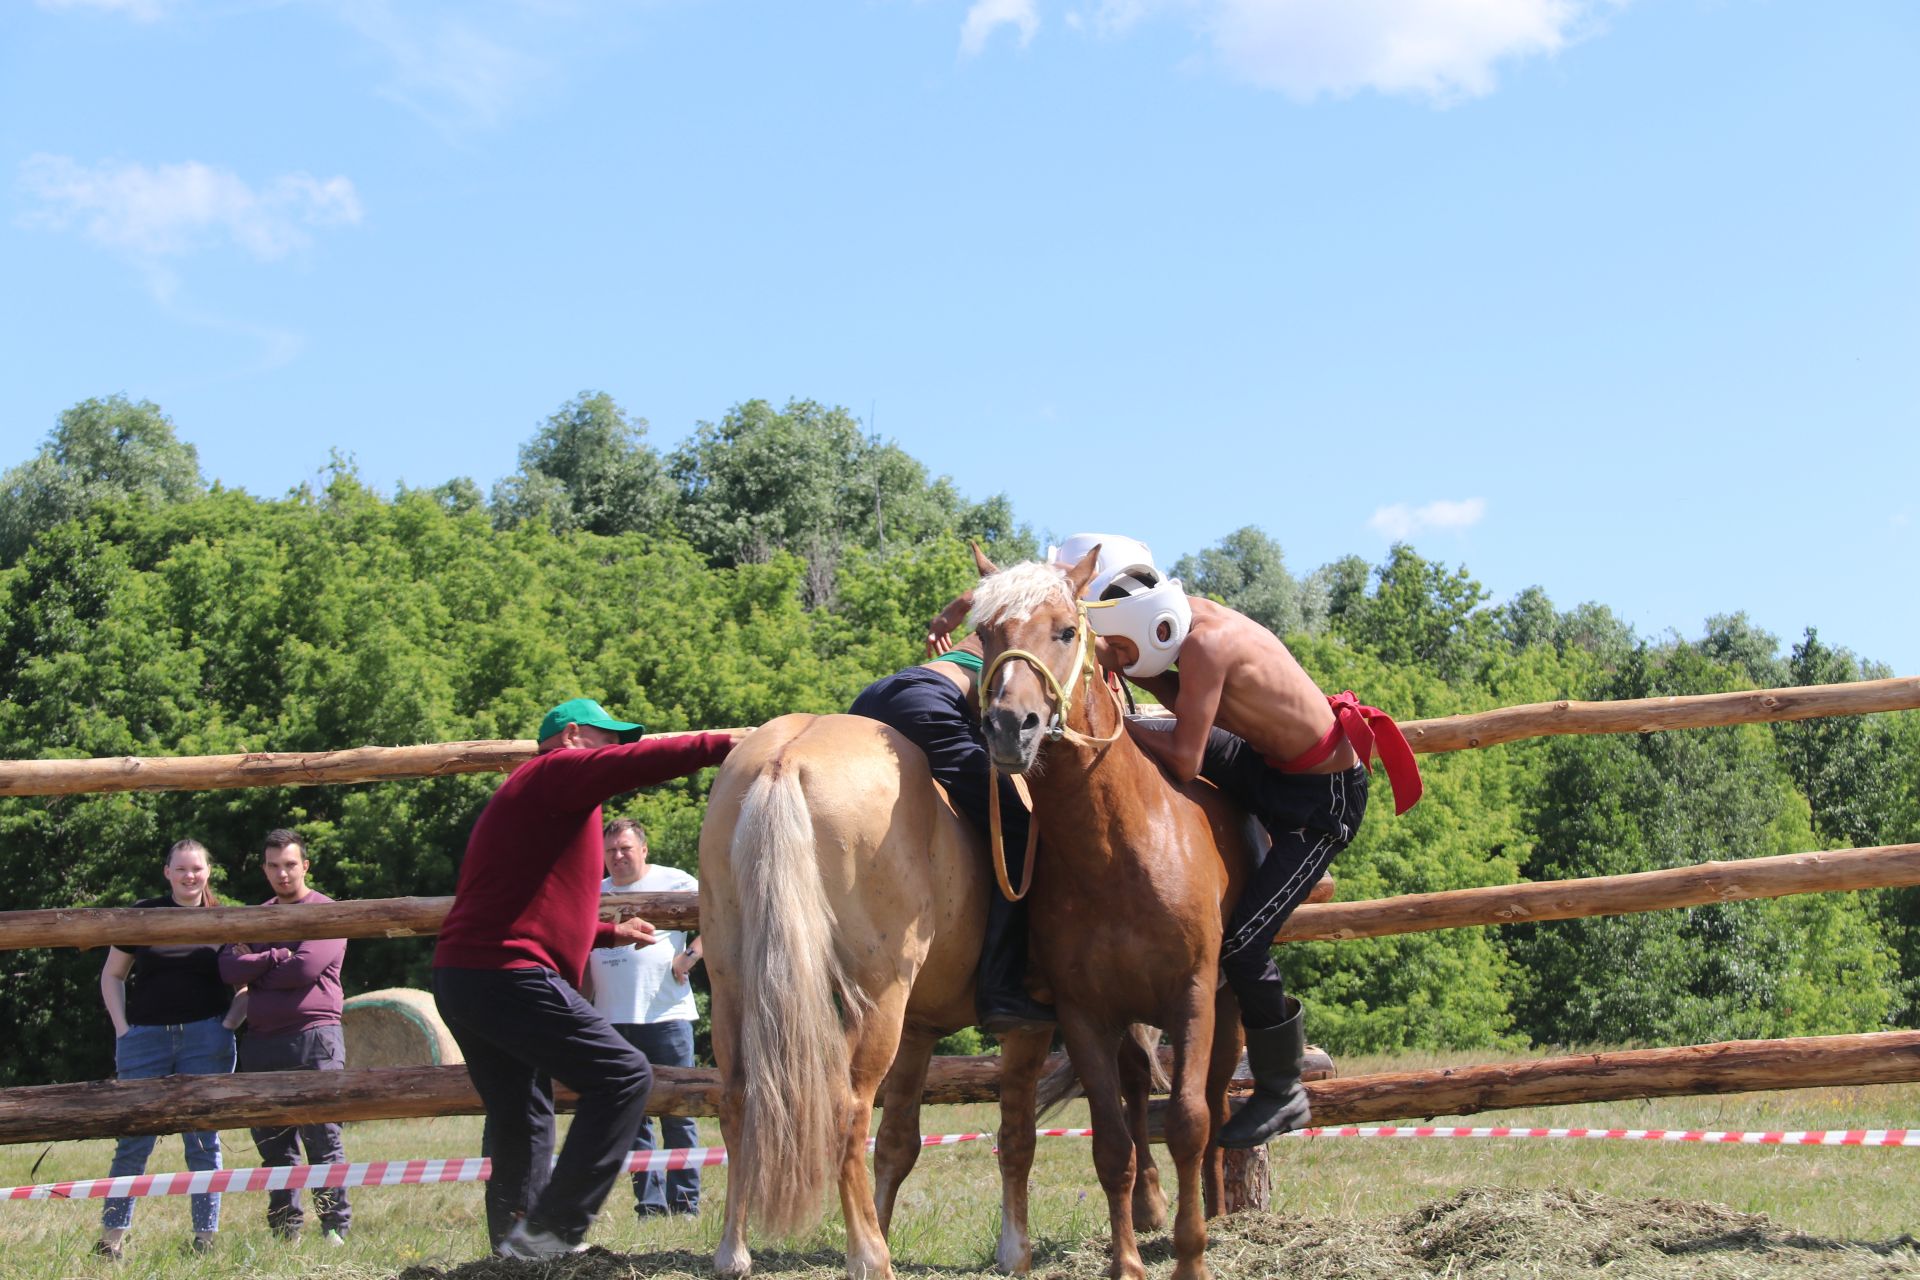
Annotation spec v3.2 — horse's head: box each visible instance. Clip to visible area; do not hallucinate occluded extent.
[969,542,1102,773]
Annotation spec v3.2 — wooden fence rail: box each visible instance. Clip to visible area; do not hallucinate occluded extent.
[4,1031,1914,1146]
[7,843,1915,952]
[1,678,1912,799]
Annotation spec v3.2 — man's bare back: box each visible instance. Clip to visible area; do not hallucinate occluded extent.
[1124,597,1358,782]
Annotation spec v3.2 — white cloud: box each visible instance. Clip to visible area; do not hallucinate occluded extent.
[18,155,363,261]
[1206,0,1588,101]
[962,0,1041,56]
[329,0,550,132]
[33,0,171,20]
[1055,0,1603,101]
[1369,497,1486,541]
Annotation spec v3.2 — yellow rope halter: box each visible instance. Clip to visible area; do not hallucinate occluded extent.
[977,600,1124,902]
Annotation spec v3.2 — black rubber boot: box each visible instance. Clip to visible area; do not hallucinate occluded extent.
[976,893,1055,1035]
[1217,998,1310,1149]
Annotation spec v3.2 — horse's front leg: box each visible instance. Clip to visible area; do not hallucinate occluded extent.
[1059,1011,1144,1280]
[872,1026,938,1236]
[1118,1026,1167,1233]
[1164,981,1218,1280]
[992,1026,1055,1274]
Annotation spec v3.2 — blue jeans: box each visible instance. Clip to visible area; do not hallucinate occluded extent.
[616,1020,700,1215]
[102,1018,236,1233]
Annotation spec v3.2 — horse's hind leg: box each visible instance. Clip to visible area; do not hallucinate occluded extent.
[839,983,913,1280]
[711,969,754,1278]
[873,1026,937,1236]
[1119,1028,1168,1233]
[1201,987,1243,1219]
[992,1026,1053,1275]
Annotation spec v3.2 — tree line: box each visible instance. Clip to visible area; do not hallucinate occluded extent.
[0,394,1914,1085]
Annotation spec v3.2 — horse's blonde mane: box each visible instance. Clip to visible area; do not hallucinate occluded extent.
[972,561,1073,628]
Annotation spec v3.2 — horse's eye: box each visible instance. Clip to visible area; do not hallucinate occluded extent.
[1058,625,1077,643]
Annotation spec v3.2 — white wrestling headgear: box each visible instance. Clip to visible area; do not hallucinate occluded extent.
[1046,532,1161,599]
[1047,532,1192,678]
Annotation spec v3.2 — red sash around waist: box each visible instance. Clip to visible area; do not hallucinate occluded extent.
[1265,691,1423,815]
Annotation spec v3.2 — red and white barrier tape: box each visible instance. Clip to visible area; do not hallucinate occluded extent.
[0,1131,1008,1203]
[1291,1125,1920,1147]
[3,1124,1902,1202]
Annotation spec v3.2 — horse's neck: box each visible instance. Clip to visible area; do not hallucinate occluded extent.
[1028,677,1167,863]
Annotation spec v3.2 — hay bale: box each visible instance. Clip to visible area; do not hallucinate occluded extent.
[342,987,462,1067]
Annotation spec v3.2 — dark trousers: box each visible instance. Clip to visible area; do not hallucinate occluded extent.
[614,1020,699,1215]
[1200,728,1369,1029]
[240,1025,351,1234]
[433,967,654,1247]
[851,666,1038,997]
[850,666,1031,853]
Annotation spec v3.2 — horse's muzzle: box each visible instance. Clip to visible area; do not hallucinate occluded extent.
[984,706,1043,773]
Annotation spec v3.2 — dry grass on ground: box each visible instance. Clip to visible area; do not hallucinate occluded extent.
[3,1064,1917,1278]
[397,1188,1920,1280]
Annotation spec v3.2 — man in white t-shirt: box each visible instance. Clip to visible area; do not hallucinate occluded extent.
[583,819,703,1217]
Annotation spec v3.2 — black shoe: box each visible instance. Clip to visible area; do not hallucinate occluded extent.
[980,1000,1057,1036]
[1218,999,1311,1149]
[92,1238,123,1261]
[186,1235,216,1255]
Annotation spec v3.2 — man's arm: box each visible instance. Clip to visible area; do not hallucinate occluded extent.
[218,943,290,985]
[1127,645,1225,783]
[1128,669,1181,708]
[538,733,738,814]
[248,936,346,989]
[926,591,973,657]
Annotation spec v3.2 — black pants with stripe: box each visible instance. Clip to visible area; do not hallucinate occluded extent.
[1200,728,1369,1030]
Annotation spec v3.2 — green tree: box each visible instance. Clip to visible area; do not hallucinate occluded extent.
[491,392,674,537]
[1511,645,1900,1046]
[1172,526,1326,638]
[1324,544,1495,683]
[0,395,204,563]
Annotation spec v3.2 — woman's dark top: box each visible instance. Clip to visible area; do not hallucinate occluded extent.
[123,897,233,1027]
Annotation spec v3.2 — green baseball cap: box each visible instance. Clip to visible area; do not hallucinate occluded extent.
[537,697,646,744]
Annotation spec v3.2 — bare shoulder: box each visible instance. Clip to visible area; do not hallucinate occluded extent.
[1188,597,1290,660]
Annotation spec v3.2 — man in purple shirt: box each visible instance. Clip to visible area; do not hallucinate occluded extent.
[218,829,350,1245]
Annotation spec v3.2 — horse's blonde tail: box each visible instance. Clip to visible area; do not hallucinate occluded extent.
[1035,1024,1165,1119]
[730,760,864,1238]
[1035,1054,1082,1120]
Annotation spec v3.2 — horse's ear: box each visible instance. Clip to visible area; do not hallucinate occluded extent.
[971,541,1000,576]
[1065,544,1101,598]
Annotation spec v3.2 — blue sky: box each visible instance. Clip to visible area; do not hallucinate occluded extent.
[4,0,1916,673]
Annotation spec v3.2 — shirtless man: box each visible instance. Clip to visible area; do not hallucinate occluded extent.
[1085,541,1420,1148]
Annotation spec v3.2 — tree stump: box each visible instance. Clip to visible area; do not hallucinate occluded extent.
[1221,1144,1271,1213]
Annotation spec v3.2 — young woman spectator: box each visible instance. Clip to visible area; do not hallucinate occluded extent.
[95,839,246,1258]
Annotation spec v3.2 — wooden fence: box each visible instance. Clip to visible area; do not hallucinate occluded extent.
[0,674,1916,1144]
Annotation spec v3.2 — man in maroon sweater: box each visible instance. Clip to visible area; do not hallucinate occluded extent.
[218,828,351,1245]
[432,698,738,1260]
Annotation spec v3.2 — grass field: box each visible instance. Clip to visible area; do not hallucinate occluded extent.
[2,1051,1916,1279]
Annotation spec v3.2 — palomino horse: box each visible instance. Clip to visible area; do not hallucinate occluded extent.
[971,546,1257,1280]
[698,712,1056,1280]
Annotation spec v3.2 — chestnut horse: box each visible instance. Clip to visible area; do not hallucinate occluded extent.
[698,712,1056,1280]
[971,546,1257,1280]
